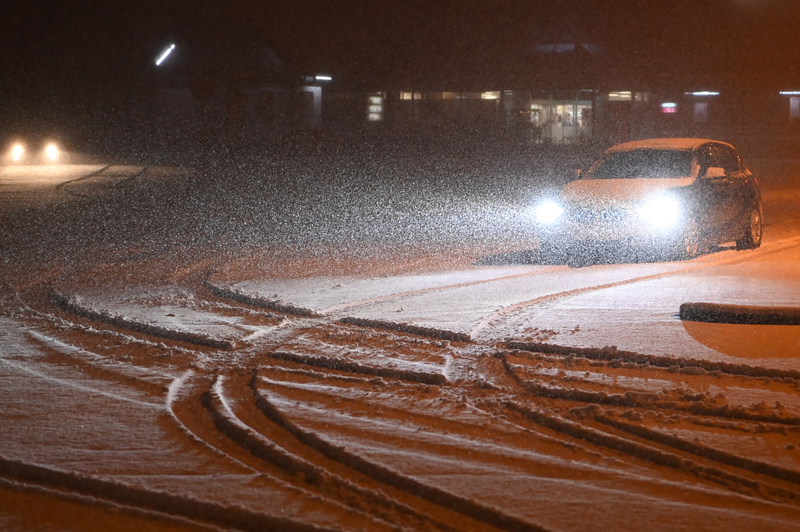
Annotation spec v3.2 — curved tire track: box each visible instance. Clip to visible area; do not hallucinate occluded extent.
[204,372,469,532]
[471,235,800,339]
[496,350,800,501]
[249,369,551,532]
[0,456,336,532]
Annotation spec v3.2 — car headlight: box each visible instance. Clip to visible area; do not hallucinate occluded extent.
[11,143,25,162]
[638,195,681,227]
[535,199,565,224]
[44,143,60,162]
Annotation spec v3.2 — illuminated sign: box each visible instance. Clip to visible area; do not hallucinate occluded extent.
[684,91,719,96]
[661,102,677,114]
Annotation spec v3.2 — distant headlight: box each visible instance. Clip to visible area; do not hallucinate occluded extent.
[535,199,565,224]
[638,195,681,227]
[11,143,25,162]
[44,143,60,162]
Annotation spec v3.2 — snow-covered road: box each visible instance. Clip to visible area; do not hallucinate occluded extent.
[2,152,800,531]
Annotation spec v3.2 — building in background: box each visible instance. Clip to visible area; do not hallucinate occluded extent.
[147,17,800,155]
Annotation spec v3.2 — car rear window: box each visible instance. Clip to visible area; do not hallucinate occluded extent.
[585,149,693,179]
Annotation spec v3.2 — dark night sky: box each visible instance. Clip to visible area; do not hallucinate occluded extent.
[3,0,800,124]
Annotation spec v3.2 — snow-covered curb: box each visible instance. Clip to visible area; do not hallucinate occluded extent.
[49,289,235,350]
[680,302,800,326]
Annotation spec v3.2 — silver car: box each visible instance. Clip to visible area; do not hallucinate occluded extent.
[535,138,763,261]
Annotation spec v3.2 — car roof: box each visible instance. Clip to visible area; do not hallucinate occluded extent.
[606,138,732,153]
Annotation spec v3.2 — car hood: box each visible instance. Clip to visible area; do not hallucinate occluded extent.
[561,177,695,204]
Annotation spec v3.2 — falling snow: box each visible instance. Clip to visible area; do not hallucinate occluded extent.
[2,145,800,531]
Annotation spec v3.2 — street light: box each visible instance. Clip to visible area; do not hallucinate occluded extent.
[155,44,176,66]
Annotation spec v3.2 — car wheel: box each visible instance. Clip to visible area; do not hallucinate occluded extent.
[735,206,762,250]
[677,217,701,259]
[539,238,567,264]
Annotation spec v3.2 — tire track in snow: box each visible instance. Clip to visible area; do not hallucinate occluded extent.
[250,370,552,532]
[205,372,466,532]
[54,165,113,197]
[270,349,448,385]
[471,235,800,340]
[496,349,800,501]
[0,357,162,410]
[49,289,236,350]
[501,401,797,502]
[207,237,800,347]
[166,370,261,474]
[56,165,154,199]
[0,456,337,532]
[316,265,569,315]
[506,341,800,381]
[164,371,398,531]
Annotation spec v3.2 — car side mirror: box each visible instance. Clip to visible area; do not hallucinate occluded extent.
[703,166,726,178]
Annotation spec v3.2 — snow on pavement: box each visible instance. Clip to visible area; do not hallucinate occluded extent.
[0,318,403,531]
[5,156,800,530]
[209,236,800,371]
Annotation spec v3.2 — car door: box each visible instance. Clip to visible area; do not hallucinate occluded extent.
[711,143,750,237]
[694,143,740,237]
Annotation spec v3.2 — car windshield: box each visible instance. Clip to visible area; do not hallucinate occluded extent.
[585,149,693,179]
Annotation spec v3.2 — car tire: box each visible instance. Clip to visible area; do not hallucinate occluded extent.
[735,205,762,251]
[539,238,566,264]
[677,217,701,260]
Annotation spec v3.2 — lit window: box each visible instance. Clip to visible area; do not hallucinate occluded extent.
[694,102,708,122]
[791,97,800,119]
[369,96,382,105]
[608,91,632,101]
[481,91,500,100]
[684,91,719,96]
[367,113,382,122]
[400,92,421,100]
[368,105,382,113]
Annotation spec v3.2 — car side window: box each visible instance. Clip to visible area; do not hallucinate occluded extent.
[713,145,739,173]
[695,144,718,175]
